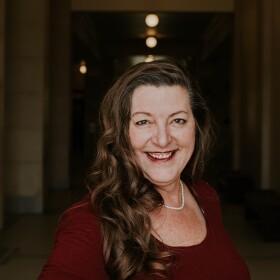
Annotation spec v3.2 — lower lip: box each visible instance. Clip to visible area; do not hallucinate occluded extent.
[146,151,176,162]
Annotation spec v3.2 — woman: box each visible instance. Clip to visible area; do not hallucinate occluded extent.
[38,60,250,279]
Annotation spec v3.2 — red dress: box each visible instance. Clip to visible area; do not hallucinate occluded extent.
[38,181,251,279]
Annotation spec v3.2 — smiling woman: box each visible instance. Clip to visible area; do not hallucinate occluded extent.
[38,60,251,280]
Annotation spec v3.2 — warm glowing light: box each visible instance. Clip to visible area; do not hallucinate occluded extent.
[146,28,157,37]
[145,14,159,27]
[145,55,155,62]
[146,36,157,48]
[79,60,87,74]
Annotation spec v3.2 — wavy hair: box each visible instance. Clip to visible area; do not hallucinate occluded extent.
[87,60,214,279]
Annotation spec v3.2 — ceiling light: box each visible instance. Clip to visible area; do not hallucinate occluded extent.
[145,55,155,62]
[145,14,159,27]
[79,60,87,74]
[146,36,157,48]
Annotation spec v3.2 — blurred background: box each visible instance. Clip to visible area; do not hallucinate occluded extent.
[0,0,279,279]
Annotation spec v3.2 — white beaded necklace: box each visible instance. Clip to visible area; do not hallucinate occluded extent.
[163,180,185,211]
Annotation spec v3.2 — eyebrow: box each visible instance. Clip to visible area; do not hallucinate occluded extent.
[130,111,189,118]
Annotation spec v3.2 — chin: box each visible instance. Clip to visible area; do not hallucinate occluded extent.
[144,173,180,186]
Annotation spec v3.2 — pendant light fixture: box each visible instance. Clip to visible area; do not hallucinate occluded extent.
[145,36,157,48]
[145,14,159,27]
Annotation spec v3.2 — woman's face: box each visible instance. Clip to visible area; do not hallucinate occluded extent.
[129,85,196,187]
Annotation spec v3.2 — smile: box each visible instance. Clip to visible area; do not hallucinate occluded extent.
[146,151,176,160]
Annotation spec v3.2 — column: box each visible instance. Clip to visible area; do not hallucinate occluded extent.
[0,0,5,227]
[233,0,280,192]
[4,0,49,213]
[232,0,262,186]
[269,0,280,192]
[48,0,71,190]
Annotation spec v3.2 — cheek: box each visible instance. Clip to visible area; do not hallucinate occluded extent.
[129,127,142,151]
[189,132,196,156]
[190,131,196,149]
[129,126,150,150]
[187,120,196,143]
[179,126,196,150]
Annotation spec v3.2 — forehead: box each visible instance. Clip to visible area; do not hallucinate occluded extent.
[130,85,191,113]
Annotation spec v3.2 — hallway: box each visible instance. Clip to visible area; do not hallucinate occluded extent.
[1,1,280,279]
[0,189,279,280]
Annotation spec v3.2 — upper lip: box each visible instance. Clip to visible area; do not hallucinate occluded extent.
[145,149,177,153]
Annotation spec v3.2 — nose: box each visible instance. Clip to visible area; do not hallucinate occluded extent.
[151,124,172,147]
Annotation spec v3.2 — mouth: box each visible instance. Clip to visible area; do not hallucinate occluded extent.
[146,150,177,161]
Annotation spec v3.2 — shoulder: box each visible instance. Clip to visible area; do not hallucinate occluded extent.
[190,180,220,202]
[57,194,100,235]
[39,194,108,279]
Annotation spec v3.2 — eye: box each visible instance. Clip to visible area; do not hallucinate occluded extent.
[135,120,150,126]
[173,118,187,125]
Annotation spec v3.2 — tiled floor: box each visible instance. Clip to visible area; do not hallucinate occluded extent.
[0,213,59,279]
[0,190,279,280]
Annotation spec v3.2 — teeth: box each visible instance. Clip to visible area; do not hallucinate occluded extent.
[148,152,173,159]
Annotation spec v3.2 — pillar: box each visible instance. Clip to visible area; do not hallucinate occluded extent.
[48,0,71,190]
[233,0,280,192]
[0,0,5,227]
[233,0,262,185]
[268,0,280,192]
[4,0,50,213]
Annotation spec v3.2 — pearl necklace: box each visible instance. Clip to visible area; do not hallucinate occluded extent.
[163,180,185,211]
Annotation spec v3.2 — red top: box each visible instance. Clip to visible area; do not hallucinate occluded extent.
[38,181,251,279]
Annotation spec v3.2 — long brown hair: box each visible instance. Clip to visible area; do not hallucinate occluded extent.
[87,60,214,279]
